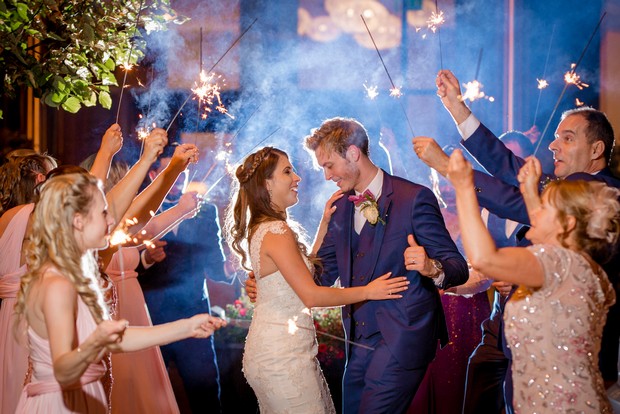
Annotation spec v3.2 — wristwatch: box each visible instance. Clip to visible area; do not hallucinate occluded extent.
[430,259,443,278]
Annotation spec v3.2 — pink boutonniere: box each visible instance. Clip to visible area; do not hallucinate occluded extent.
[348,189,386,226]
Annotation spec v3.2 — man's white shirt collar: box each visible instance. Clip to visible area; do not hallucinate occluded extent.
[353,169,383,234]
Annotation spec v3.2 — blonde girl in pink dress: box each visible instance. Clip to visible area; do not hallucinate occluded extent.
[13,173,226,414]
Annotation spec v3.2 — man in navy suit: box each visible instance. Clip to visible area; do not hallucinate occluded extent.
[304,117,469,414]
[414,69,620,403]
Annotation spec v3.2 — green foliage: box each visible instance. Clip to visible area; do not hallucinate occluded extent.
[0,0,189,116]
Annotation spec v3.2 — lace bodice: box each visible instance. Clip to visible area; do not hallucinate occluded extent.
[504,244,615,413]
[243,221,335,413]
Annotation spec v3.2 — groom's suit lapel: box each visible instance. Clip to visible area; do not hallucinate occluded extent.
[363,173,392,279]
[340,194,355,287]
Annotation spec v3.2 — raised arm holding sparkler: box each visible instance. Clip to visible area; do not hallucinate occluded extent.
[88,124,123,185]
[119,142,198,236]
[104,128,168,225]
[430,66,620,398]
[13,172,226,414]
[445,149,617,413]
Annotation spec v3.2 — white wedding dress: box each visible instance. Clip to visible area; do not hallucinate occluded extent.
[243,221,336,414]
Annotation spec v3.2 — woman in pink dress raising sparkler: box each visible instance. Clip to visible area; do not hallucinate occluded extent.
[226,146,409,413]
[13,172,226,414]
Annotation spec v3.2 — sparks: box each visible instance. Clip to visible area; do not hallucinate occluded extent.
[287,317,299,335]
[460,80,484,102]
[575,98,584,106]
[363,82,379,100]
[389,86,403,98]
[536,78,549,89]
[427,10,445,33]
[191,71,235,120]
[110,229,131,246]
[137,127,149,141]
[215,150,229,162]
[564,65,589,90]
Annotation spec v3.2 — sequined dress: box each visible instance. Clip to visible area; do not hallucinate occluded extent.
[243,221,336,413]
[504,245,615,413]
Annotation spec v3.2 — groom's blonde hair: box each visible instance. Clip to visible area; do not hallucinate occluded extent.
[304,117,370,165]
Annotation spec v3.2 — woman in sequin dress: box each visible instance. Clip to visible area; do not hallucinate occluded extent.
[446,152,618,413]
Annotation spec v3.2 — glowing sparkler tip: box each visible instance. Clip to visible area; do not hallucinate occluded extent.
[363,82,379,100]
[215,151,228,161]
[427,10,445,33]
[564,70,589,90]
[287,318,299,335]
[389,87,403,98]
[536,78,549,89]
[461,80,490,103]
[110,229,131,246]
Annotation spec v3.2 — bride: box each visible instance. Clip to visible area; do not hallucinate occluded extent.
[226,146,409,413]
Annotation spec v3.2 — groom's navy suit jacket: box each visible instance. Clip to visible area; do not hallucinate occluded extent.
[461,121,620,382]
[316,171,468,370]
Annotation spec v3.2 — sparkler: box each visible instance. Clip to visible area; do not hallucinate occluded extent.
[363,82,379,100]
[360,15,415,136]
[192,71,234,120]
[197,127,281,203]
[210,306,376,351]
[461,48,494,104]
[196,26,204,134]
[532,25,555,127]
[563,64,589,90]
[431,0,444,69]
[188,105,260,184]
[536,79,549,90]
[533,13,605,156]
[460,80,494,103]
[115,0,146,124]
[165,18,258,132]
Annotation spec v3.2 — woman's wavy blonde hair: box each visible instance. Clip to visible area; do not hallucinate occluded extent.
[225,147,316,273]
[544,179,620,264]
[14,173,110,332]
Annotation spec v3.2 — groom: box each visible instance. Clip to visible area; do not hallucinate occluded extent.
[305,117,468,413]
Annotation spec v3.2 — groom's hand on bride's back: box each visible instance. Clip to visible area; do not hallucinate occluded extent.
[245,271,257,302]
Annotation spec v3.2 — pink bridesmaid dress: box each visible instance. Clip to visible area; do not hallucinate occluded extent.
[106,247,179,414]
[15,297,109,413]
[0,203,34,414]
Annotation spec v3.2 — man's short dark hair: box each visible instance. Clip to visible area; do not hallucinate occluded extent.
[561,107,615,163]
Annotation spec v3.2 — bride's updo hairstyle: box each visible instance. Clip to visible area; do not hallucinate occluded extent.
[15,173,110,332]
[544,179,620,264]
